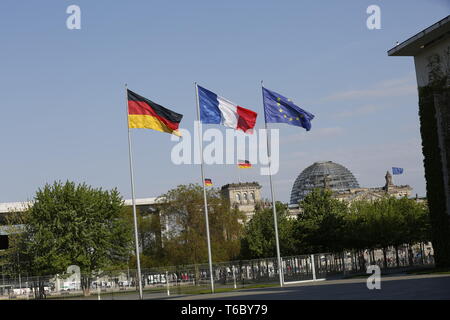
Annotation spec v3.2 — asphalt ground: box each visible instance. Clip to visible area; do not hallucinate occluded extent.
[67,273,450,300]
[171,274,450,300]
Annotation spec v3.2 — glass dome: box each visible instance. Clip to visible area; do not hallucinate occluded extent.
[290,161,360,205]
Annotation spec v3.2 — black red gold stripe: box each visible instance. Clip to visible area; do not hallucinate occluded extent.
[127,89,183,136]
[238,160,252,168]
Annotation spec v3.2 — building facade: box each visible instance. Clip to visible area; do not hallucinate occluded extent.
[332,171,412,202]
[288,161,413,217]
[290,161,360,205]
[388,15,450,267]
[220,182,262,221]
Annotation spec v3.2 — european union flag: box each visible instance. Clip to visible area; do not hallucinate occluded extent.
[392,167,404,175]
[262,87,314,131]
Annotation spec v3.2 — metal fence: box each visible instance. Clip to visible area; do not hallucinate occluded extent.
[0,246,435,299]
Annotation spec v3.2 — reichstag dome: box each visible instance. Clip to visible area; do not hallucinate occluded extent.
[290,161,360,205]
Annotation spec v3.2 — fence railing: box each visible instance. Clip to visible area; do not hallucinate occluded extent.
[0,246,435,299]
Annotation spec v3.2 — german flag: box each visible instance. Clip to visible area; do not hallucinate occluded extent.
[128,89,183,136]
[204,178,213,186]
[238,160,252,169]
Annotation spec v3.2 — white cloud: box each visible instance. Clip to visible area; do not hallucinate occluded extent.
[322,75,417,102]
[335,104,385,118]
[281,127,345,144]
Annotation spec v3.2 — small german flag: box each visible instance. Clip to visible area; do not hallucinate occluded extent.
[238,160,252,169]
[204,178,213,186]
[128,89,183,136]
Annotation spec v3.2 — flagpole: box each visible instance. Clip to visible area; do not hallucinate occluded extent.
[194,82,215,293]
[238,163,241,184]
[125,83,144,300]
[261,81,283,287]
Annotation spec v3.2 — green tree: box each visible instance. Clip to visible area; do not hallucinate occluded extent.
[122,206,165,269]
[394,197,431,265]
[157,184,245,267]
[294,189,348,254]
[344,200,372,251]
[370,197,402,267]
[344,201,371,270]
[6,181,133,298]
[240,202,296,259]
[344,196,431,268]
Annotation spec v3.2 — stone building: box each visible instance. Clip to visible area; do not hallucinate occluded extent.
[0,198,163,252]
[290,161,360,205]
[288,161,412,217]
[332,171,412,202]
[388,15,450,267]
[220,182,262,221]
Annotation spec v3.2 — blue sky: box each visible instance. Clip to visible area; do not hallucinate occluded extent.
[0,0,449,203]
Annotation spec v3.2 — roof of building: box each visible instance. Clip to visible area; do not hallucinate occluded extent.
[123,197,160,206]
[0,201,31,214]
[0,197,160,213]
[388,15,450,56]
[290,161,360,204]
[221,182,262,190]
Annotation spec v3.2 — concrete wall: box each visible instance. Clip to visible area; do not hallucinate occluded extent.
[414,40,450,87]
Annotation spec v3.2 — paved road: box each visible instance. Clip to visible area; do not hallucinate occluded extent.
[167,274,450,300]
[66,274,450,300]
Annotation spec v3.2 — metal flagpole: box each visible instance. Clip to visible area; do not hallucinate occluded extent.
[261,81,284,287]
[125,83,144,300]
[194,82,215,294]
[238,162,241,184]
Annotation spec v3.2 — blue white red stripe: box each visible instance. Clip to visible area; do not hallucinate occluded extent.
[198,85,257,133]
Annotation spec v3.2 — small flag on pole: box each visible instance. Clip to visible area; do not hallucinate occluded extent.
[204,178,213,186]
[392,167,404,175]
[128,89,183,136]
[238,160,252,169]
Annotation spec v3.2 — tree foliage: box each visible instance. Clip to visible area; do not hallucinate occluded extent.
[6,181,133,297]
[294,189,348,254]
[235,190,431,261]
[344,197,430,252]
[240,202,296,259]
[151,184,245,266]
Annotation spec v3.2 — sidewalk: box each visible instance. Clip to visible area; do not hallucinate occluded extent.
[166,273,450,300]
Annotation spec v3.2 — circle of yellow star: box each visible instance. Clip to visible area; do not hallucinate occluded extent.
[279,108,283,112]
[284,114,287,118]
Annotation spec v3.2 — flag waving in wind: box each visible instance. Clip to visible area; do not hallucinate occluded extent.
[262,87,314,131]
[128,89,183,136]
[392,167,404,175]
[238,160,252,169]
[197,85,258,133]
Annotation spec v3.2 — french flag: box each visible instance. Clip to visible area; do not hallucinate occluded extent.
[198,85,258,133]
